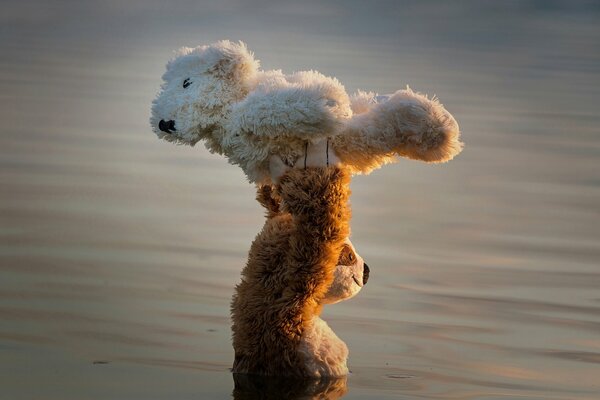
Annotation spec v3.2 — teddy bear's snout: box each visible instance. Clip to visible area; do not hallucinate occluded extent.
[159,119,176,134]
[363,263,370,285]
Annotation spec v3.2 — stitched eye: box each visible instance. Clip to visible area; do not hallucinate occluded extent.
[183,78,192,88]
[338,244,356,265]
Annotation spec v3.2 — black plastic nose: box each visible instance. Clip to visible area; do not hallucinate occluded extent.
[363,263,370,285]
[159,119,176,133]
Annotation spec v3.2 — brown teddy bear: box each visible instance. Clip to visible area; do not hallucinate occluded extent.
[231,143,368,377]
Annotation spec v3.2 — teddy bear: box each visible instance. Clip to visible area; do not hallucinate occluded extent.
[150,40,462,377]
[231,143,368,377]
[150,40,462,184]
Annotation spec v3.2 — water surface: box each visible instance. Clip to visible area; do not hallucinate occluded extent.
[1,1,599,399]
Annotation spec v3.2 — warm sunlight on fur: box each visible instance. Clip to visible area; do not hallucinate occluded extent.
[231,166,368,377]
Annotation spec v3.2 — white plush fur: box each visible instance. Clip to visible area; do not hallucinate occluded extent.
[150,40,259,152]
[298,317,349,377]
[299,238,366,377]
[151,40,463,184]
[349,90,378,115]
[322,238,366,305]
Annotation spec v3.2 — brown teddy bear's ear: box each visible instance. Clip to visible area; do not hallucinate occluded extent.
[256,185,280,219]
[334,88,463,174]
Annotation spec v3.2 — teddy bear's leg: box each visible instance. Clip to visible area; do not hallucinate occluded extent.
[333,88,462,174]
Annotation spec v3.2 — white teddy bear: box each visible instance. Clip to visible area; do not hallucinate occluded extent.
[150,40,462,184]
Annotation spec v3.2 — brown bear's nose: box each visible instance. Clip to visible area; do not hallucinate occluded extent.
[159,119,176,133]
[363,263,370,285]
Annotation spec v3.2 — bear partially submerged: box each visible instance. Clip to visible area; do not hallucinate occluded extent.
[231,143,367,377]
[150,41,462,377]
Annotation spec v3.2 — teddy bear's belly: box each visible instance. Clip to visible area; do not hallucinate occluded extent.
[297,317,349,377]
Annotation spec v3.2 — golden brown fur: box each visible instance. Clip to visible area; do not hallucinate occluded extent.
[231,167,351,376]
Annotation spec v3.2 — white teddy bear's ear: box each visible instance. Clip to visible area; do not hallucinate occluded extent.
[164,40,259,92]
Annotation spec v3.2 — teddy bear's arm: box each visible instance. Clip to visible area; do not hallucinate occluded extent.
[226,86,342,142]
[278,167,351,306]
[333,88,463,174]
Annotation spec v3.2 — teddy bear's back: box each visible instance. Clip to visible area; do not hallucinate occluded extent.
[221,69,354,183]
[231,213,310,375]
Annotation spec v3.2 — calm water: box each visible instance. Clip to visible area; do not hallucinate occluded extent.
[1,1,599,399]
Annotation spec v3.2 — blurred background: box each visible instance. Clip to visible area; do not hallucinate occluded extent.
[1,1,599,399]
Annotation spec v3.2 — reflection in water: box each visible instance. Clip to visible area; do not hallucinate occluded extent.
[232,373,347,400]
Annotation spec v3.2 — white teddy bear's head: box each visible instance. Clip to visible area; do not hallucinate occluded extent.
[150,40,259,152]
